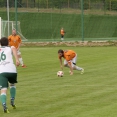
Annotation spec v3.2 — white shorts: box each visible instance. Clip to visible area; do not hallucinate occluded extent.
[64,54,77,67]
[17,50,21,55]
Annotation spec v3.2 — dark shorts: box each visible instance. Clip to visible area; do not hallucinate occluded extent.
[72,62,76,65]
[61,35,64,38]
[0,73,17,89]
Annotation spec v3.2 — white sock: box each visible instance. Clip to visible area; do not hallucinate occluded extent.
[74,66,82,71]
[19,58,24,66]
[1,93,6,95]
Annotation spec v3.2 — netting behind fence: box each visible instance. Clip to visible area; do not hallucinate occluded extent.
[0,0,117,41]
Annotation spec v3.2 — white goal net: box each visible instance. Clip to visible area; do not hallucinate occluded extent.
[0,18,27,41]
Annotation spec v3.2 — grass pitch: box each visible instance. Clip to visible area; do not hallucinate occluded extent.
[0,46,117,117]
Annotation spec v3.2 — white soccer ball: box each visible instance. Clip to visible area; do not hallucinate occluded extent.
[57,71,64,77]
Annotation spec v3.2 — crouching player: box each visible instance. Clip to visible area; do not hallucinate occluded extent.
[58,49,84,75]
[0,37,20,113]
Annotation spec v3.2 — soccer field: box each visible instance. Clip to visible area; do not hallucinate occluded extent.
[1,46,117,117]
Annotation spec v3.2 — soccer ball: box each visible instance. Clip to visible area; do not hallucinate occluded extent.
[57,71,64,77]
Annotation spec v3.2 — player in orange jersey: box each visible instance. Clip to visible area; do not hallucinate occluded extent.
[8,29,26,68]
[60,28,65,41]
[58,49,84,75]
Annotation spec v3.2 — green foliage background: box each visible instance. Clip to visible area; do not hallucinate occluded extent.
[1,0,117,10]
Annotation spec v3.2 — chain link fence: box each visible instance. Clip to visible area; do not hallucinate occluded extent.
[0,0,117,41]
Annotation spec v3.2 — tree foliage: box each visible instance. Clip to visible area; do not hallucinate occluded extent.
[0,0,117,11]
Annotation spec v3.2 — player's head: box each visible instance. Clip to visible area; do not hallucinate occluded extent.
[58,49,64,57]
[12,29,16,35]
[0,37,9,46]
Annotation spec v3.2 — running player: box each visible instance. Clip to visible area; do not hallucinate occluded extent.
[58,49,84,75]
[0,37,20,113]
[8,29,26,68]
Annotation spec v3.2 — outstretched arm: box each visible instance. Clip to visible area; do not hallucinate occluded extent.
[59,58,63,70]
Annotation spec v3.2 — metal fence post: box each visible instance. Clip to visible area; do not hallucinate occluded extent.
[81,0,84,41]
[15,0,18,32]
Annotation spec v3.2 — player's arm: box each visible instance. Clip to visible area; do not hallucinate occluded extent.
[58,56,63,70]
[66,55,73,75]
[17,36,21,50]
[59,58,63,70]
[8,36,11,46]
[68,62,73,75]
[17,42,21,51]
[11,46,20,66]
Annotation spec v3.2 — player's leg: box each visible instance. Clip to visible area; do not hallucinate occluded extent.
[9,84,16,109]
[61,35,64,41]
[8,73,17,109]
[64,60,74,74]
[72,54,77,65]
[17,50,26,68]
[0,74,9,113]
[64,60,69,67]
[62,35,64,40]
[0,88,9,113]
[74,65,84,74]
[18,54,24,66]
[72,55,84,74]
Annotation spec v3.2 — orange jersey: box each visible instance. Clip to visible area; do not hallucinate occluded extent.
[61,29,65,35]
[59,50,76,61]
[8,35,21,49]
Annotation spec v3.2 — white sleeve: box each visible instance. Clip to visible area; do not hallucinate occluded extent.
[11,46,16,49]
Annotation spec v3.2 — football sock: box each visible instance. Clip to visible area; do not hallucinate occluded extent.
[0,93,6,104]
[10,86,16,99]
[75,66,82,71]
[19,58,24,66]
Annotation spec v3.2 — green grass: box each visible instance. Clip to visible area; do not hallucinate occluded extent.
[0,46,117,117]
[1,11,117,41]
